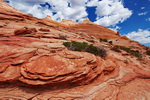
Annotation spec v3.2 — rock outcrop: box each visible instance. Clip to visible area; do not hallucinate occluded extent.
[82,17,95,24]
[14,27,37,35]
[0,1,150,100]
[61,19,78,26]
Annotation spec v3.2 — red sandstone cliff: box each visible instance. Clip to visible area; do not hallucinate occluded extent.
[0,0,150,100]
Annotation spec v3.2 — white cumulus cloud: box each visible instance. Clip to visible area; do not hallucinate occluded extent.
[109,26,121,32]
[8,0,46,12]
[94,0,132,26]
[126,29,150,44]
[27,4,53,18]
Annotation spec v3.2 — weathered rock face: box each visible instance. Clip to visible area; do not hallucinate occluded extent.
[61,19,78,26]
[0,1,150,100]
[14,27,37,35]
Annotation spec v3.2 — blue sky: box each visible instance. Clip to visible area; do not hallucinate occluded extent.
[5,0,150,46]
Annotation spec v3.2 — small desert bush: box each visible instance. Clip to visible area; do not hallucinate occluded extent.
[96,46,107,58]
[99,38,112,44]
[86,45,107,57]
[63,41,106,58]
[100,38,108,42]
[59,35,67,40]
[63,42,71,47]
[111,45,121,52]
[146,50,150,56]
[119,46,131,53]
[130,50,142,58]
[63,41,88,51]
[111,45,142,58]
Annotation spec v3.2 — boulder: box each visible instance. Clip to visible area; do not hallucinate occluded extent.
[14,27,37,35]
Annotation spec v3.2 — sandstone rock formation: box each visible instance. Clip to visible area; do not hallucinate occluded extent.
[0,1,150,100]
[61,19,78,26]
[14,27,37,35]
[82,17,95,24]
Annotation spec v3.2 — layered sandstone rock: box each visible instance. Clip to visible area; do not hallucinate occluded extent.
[61,19,78,26]
[0,1,150,100]
[14,27,37,35]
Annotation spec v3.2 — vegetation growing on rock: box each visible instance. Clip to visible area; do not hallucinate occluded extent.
[146,50,150,56]
[111,45,121,52]
[100,38,112,44]
[100,38,108,42]
[0,1,150,99]
[63,41,107,58]
[111,45,142,58]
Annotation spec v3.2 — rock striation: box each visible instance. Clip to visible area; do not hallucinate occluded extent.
[0,1,150,100]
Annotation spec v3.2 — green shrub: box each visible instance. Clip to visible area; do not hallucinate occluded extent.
[63,42,71,47]
[146,50,150,56]
[86,44,99,56]
[111,45,142,58]
[130,50,142,58]
[100,38,108,42]
[63,41,106,58]
[119,46,131,53]
[111,45,121,52]
[71,41,88,51]
[97,46,107,58]
[63,41,88,51]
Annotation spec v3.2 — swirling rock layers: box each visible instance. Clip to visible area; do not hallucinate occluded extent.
[0,1,150,100]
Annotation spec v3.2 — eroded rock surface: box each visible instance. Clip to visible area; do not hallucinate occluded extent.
[0,1,150,100]
[14,27,37,35]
